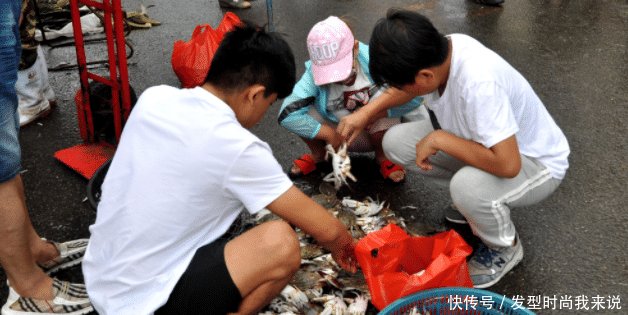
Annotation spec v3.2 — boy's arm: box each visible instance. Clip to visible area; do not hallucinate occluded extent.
[266,186,357,273]
[417,130,522,178]
[338,87,416,143]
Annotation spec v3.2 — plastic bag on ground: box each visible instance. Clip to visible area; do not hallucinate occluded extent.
[355,224,474,310]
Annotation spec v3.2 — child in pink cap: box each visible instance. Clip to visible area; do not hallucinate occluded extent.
[277,16,424,183]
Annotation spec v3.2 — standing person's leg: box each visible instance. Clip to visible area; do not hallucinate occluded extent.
[0,0,52,300]
[449,156,562,288]
[1,2,92,313]
[156,221,301,315]
[0,176,53,300]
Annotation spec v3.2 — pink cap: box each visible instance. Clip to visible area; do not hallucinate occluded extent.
[307,16,355,86]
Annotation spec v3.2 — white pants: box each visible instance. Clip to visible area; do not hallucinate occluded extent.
[383,119,562,248]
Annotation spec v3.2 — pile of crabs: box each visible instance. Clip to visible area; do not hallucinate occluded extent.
[241,144,418,314]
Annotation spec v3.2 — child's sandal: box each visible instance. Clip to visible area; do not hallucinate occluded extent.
[380,159,405,183]
[290,154,317,177]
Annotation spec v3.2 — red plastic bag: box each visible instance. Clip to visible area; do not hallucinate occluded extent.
[171,13,241,88]
[215,12,242,42]
[355,224,474,310]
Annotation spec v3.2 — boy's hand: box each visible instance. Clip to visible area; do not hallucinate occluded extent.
[267,186,359,272]
[415,131,439,171]
[317,125,344,149]
[329,236,358,273]
[337,111,369,145]
[328,131,344,150]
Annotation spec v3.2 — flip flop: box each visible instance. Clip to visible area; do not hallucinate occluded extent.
[291,154,317,177]
[380,159,405,183]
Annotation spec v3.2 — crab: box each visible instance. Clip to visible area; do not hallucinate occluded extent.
[346,293,369,315]
[314,295,348,315]
[341,196,386,217]
[280,284,309,311]
[323,143,357,190]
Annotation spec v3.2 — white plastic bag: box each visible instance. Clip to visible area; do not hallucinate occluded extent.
[16,46,55,126]
[35,13,103,41]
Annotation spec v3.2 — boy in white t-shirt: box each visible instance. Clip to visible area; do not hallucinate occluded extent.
[341,9,570,288]
[278,16,424,183]
[82,23,357,315]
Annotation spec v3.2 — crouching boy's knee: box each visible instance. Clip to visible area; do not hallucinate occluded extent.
[450,166,491,215]
[261,221,301,275]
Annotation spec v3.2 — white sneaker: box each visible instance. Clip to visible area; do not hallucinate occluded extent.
[468,236,524,289]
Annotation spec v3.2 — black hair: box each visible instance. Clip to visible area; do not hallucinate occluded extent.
[369,9,449,88]
[205,22,296,98]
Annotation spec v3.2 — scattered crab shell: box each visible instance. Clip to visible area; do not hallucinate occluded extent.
[317,268,343,290]
[348,225,366,239]
[256,209,282,224]
[320,295,348,315]
[280,284,309,311]
[304,287,324,301]
[257,188,434,314]
[292,264,324,291]
[336,206,358,228]
[255,208,272,220]
[341,196,386,217]
[311,193,339,209]
[300,243,326,260]
[356,215,386,234]
[336,270,369,294]
[347,293,369,315]
[268,297,299,314]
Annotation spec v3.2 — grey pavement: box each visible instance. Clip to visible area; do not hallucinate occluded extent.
[1,0,626,314]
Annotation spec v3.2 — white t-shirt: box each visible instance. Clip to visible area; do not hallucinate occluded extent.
[424,34,570,179]
[326,64,383,116]
[82,86,293,315]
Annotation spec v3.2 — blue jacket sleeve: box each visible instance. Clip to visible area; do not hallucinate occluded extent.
[277,63,323,140]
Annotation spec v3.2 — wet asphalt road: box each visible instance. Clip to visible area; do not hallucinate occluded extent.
[1,0,626,314]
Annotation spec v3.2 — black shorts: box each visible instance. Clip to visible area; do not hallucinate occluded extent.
[155,237,242,315]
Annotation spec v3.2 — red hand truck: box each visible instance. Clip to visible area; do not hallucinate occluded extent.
[54,0,132,179]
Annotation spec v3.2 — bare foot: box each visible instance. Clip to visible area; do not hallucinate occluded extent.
[10,274,54,300]
[290,163,303,176]
[377,158,406,183]
[35,240,60,265]
[388,169,405,183]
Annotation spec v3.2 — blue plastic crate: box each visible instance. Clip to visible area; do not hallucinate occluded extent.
[379,287,536,315]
